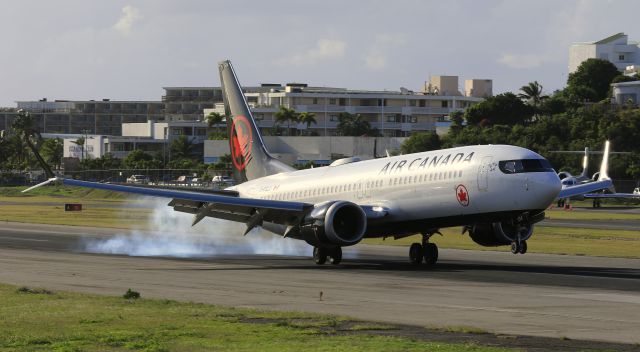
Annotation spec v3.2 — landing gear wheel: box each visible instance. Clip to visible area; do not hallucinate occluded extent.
[329,247,342,265]
[510,241,520,254]
[423,243,439,265]
[519,241,528,254]
[313,246,327,265]
[409,243,423,265]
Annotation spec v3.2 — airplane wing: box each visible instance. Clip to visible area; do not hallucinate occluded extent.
[582,192,640,199]
[29,178,313,231]
[556,179,614,199]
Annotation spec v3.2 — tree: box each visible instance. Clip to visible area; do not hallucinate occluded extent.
[297,112,317,135]
[170,135,196,160]
[336,112,377,136]
[123,149,160,169]
[567,58,620,102]
[400,132,441,154]
[40,138,63,169]
[72,137,86,160]
[448,111,464,135]
[207,112,226,139]
[464,93,533,126]
[274,106,298,136]
[518,81,547,117]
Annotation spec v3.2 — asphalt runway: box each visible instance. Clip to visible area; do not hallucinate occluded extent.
[1,221,640,346]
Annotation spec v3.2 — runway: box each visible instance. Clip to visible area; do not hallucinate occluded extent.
[1,221,639,346]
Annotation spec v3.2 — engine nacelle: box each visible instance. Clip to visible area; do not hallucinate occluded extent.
[300,201,367,246]
[468,221,534,247]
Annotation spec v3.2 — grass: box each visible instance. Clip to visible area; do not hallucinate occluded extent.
[0,185,130,201]
[0,283,514,352]
[364,225,640,259]
[545,208,640,221]
[0,203,153,229]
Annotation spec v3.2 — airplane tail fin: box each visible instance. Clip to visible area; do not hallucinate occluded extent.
[598,140,611,181]
[218,60,295,183]
[580,147,589,179]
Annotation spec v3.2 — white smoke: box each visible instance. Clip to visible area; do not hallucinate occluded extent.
[83,197,311,258]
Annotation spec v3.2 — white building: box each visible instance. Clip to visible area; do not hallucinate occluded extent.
[207,81,486,138]
[611,80,640,106]
[569,33,640,73]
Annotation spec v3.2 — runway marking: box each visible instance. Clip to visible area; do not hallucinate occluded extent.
[0,236,49,242]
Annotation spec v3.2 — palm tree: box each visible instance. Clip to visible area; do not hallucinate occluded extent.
[170,135,196,160]
[10,110,53,176]
[206,112,225,133]
[72,137,85,160]
[518,81,547,117]
[297,112,317,135]
[336,112,374,136]
[274,106,298,136]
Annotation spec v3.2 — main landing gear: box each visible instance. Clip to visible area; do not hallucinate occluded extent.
[313,246,342,265]
[408,232,439,265]
[510,240,527,254]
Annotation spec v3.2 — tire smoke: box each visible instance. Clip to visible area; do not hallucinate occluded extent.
[83,197,310,258]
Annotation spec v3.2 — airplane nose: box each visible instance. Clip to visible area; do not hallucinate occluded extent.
[534,173,562,206]
[537,172,562,205]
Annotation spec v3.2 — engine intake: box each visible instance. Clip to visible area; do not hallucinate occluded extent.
[301,201,367,246]
[468,220,534,247]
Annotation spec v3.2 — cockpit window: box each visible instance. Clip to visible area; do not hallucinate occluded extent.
[498,159,555,174]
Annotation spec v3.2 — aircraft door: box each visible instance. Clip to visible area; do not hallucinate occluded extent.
[477,156,492,191]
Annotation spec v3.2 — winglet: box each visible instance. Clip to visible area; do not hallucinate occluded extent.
[22,177,60,193]
[598,140,610,181]
[580,147,589,179]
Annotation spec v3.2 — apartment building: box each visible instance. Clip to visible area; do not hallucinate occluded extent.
[208,78,485,137]
[569,32,640,73]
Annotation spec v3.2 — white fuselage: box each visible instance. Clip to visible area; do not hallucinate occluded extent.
[232,144,560,235]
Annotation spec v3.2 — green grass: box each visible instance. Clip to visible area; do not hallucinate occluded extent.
[0,185,130,201]
[0,283,514,352]
[364,225,640,259]
[545,208,640,221]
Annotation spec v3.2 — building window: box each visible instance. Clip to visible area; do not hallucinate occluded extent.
[419,100,426,107]
[329,98,336,105]
[441,100,448,108]
[329,115,339,122]
[619,54,626,61]
[313,98,318,105]
[409,100,416,107]
[339,98,346,106]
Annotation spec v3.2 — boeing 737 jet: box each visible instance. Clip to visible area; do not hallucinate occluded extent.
[27,60,563,265]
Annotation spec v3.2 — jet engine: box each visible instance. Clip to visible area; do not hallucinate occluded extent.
[299,201,367,246]
[467,212,544,247]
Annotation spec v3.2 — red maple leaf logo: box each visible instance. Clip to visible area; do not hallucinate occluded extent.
[457,188,467,202]
[456,185,469,206]
[230,115,253,171]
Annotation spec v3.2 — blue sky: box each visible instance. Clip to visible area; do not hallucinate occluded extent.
[0,0,637,106]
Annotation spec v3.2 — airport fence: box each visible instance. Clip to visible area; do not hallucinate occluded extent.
[1,168,235,190]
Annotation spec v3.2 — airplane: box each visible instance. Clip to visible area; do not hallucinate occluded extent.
[554,141,639,208]
[25,60,563,265]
